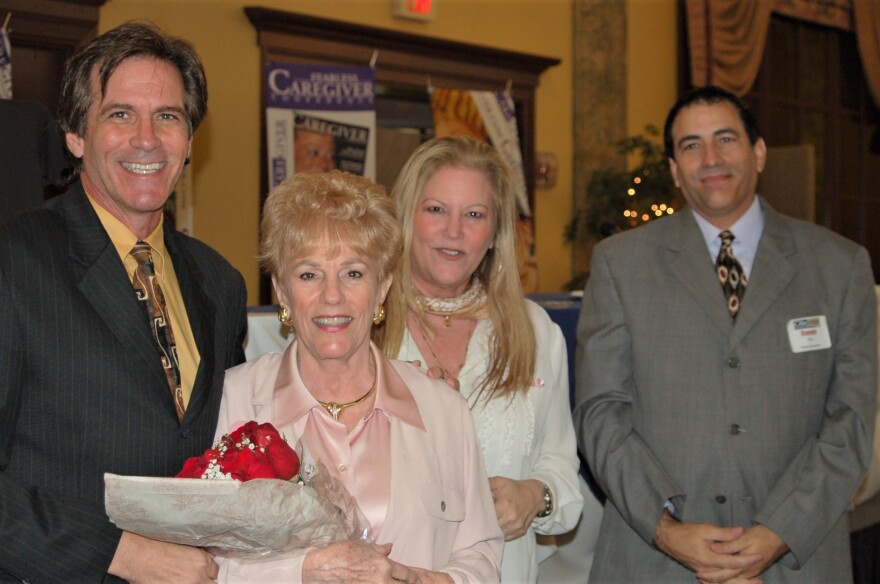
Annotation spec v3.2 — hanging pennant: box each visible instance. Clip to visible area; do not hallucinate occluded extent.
[431,87,539,292]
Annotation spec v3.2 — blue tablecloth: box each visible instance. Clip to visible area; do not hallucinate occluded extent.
[525,293,581,407]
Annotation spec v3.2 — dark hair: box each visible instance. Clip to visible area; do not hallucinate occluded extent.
[57,21,207,180]
[663,85,760,160]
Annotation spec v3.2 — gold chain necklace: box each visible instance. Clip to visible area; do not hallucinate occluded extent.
[316,355,377,421]
[415,319,475,381]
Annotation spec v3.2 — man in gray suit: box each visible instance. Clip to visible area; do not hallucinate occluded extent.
[0,23,246,583]
[575,86,877,583]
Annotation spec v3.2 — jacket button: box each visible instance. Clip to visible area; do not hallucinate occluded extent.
[727,357,740,368]
[730,424,741,435]
[715,495,727,504]
[440,501,446,512]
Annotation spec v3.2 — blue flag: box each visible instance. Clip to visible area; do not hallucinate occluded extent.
[0,27,11,99]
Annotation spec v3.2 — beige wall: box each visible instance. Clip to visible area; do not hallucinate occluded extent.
[626,0,678,138]
[100,0,676,301]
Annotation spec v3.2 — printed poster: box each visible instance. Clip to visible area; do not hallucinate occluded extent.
[431,88,539,292]
[265,62,376,188]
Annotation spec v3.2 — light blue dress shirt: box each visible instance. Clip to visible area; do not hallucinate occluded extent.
[691,196,765,280]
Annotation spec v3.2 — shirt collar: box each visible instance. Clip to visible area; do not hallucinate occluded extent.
[692,195,764,259]
[85,190,167,271]
[273,341,425,431]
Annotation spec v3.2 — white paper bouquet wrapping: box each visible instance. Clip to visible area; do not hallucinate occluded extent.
[104,422,370,558]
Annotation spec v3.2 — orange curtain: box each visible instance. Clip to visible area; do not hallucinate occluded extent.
[854,0,880,108]
[685,0,774,96]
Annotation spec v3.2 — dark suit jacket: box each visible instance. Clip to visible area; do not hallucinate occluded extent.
[0,99,69,220]
[0,182,248,583]
[575,199,877,582]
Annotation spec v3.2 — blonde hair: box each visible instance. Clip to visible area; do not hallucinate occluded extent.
[260,171,401,284]
[376,136,536,401]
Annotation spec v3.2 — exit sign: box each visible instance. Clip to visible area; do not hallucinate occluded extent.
[393,0,435,21]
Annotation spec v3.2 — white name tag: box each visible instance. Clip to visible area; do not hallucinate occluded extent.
[787,315,832,353]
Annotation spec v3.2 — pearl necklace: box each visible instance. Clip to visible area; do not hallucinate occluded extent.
[415,280,488,329]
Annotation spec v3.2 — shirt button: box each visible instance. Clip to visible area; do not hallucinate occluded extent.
[730,424,741,435]
[338,464,347,472]
[715,495,727,504]
[440,501,446,512]
[727,357,740,368]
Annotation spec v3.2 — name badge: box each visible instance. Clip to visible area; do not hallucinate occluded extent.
[787,315,832,353]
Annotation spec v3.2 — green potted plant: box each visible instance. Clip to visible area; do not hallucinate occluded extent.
[565,125,681,290]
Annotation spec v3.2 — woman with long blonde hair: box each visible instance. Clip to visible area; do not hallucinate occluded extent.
[377,136,583,583]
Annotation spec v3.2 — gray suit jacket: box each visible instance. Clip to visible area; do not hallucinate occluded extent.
[0,183,248,583]
[574,199,877,583]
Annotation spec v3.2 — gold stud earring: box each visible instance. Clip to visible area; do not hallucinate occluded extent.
[372,305,386,326]
[278,306,293,328]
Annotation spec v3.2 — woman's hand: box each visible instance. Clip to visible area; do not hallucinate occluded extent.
[303,541,454,583]
[387,564,454,584]
[304,541,395,582]
[412,359,460,391]
[488,476,547,541]
[426,365,460,391]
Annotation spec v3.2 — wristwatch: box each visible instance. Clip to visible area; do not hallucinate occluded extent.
[536,484,553,518]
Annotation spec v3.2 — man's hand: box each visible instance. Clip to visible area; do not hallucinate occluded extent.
[108,531,218,584]
[489,476,546,540]
[653,511,763,582]
[700,524,787,581]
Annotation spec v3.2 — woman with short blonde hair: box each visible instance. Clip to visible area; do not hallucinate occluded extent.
[217,170,503,583]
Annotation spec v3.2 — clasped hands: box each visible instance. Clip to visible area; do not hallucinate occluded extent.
[653,511,788,584]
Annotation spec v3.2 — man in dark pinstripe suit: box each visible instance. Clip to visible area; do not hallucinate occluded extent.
[0,23,247,583]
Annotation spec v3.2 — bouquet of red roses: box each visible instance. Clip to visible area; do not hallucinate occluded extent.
[105,421,370,558]
[176,421,301,482]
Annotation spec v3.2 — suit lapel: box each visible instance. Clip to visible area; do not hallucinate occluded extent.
[729,202,797,348]
[62,185,172,405]
[663,210,734,335]
[166,230,217,424]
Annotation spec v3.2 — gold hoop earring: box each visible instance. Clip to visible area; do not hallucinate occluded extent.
[278,306,293,328]
[372,305,386,326]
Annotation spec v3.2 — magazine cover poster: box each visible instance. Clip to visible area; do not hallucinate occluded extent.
[265,62,376,187]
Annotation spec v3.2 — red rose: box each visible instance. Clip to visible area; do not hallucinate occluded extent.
[177,455,210,478]
[176,448,221,478]
[220,447,276,481]
[226,421,259,447]
[175,422,299,482]
[264,437,300,480]
[249,422,284,449]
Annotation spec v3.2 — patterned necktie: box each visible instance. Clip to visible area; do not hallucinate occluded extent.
[131,241,185,422]
[716,230,747,319]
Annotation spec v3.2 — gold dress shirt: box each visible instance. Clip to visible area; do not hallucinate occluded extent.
[86,195,200,408]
